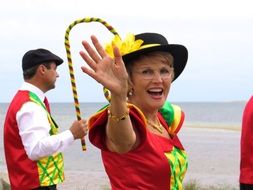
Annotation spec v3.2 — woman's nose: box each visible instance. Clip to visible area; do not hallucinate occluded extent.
[152,71,163,82]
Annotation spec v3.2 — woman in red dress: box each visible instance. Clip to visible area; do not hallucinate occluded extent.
[80,32,188,190]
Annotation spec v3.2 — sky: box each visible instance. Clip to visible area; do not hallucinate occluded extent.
[0,0,252,103]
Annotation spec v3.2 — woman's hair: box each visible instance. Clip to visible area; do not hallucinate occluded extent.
[23,62,52,80]
[125,51,174,79]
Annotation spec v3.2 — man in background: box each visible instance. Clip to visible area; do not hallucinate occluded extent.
[4,48,87,190]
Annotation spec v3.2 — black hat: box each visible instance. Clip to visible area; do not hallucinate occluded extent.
[22,48,63,71]
[122,33,188,81]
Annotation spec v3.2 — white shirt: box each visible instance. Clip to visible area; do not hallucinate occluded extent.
[16,82,74,160]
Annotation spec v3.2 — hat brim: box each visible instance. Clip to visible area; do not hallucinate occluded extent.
[122,44,188,81]
[42,56,63,66]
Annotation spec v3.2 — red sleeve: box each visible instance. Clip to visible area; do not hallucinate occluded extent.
[88,104,147,150]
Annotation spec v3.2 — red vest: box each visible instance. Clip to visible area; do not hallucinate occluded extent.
[4,90,64,189]
[4,90,41,189]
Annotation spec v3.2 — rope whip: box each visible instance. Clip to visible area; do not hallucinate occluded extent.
[64,17,118,151]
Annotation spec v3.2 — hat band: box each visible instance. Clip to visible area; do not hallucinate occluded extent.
[139,43,160,50]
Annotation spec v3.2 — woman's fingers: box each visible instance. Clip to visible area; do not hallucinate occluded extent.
[82,35,111,65]
[81,66,97,80]
[79,49,97,71]
[80,35,129,93]
[91,35,107,58]
[81,39,101,64]
[113,46,123,66]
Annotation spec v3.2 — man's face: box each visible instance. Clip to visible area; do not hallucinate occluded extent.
[42,62,59,91]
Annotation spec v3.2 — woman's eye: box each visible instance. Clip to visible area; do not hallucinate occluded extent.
[142,69,153,75]
[160,68,169,74]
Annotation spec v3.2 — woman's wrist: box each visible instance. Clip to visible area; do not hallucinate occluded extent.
[110,91,128,103]
[108,98,129,122]
[108,107,129,122]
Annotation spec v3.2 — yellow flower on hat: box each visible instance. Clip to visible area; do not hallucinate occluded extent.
[105,33,143,58]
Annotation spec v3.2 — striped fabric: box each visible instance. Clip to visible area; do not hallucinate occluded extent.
[29,92,65,186]
[165,148,188,190]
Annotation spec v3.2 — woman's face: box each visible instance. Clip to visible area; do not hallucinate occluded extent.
[128,53,174,113]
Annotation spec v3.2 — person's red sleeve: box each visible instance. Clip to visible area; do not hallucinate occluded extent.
[88,104,147,150]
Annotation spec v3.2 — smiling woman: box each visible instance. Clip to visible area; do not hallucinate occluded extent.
[79,32,188,189]
[126,53,173,113]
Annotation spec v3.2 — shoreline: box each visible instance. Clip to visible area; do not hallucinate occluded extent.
[185,124,241,131]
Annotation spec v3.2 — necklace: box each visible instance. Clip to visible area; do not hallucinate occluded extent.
[147,118,163,134]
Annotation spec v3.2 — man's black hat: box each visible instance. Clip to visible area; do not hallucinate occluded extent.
[22,48,63,71]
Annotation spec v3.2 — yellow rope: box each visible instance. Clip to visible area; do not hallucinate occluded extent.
[64,17,119,151]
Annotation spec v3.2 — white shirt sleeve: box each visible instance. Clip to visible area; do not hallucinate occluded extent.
[16,101,75,161]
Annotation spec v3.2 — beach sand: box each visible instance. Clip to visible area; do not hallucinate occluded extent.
[181,127,240,189]
[0,127,241,190]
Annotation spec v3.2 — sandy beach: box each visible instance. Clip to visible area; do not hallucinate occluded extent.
[181,127,240,189]
[0,127,241,190]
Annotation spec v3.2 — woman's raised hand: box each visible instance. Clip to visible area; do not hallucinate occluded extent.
[80,35,129,99]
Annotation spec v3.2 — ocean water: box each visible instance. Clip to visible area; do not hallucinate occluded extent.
[0,101,246,173]
[50,101,246,128]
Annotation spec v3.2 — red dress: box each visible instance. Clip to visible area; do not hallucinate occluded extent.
[88,103,188,190]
